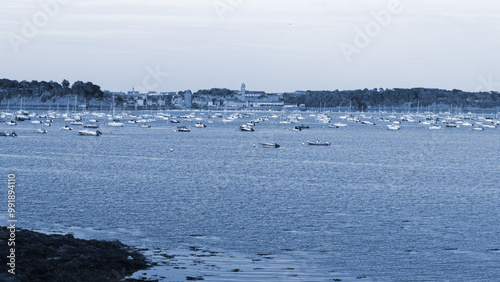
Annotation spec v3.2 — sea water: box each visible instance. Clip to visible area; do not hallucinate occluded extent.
[1,112,499,281]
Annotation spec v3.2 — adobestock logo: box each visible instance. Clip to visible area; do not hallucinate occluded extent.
[340,0,403,63]
[213,0,243,20]
[7,0,71,54]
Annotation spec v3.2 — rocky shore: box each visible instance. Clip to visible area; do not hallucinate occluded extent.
[0,227,149,281]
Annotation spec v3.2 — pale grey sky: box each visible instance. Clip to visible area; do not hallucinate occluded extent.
[1,0,499,92]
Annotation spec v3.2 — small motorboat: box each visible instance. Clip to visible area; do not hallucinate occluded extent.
[307,140,331,146]
[0,131,17,137]
[107,121,124,127]
[141,124,151,128]
[332,123,348,128]
[78,130,102,136]
[175,126,190,132]
[482,124,496,129]
[428,125,442,130]
[7,120,17,126]
[293,126,302,131]
[195,122,207,128]
[387,124,400,131]
[169,119,180,123]
[61,125,73,130]
[36,129,47,134]
[361,121,376,125]
[83,124,99,128]
[31,120,43,124]
[260,143,280,148]
[239,125,254,132]
[297,124,310,129]
[473,127,484,131]
[70,121,83,125]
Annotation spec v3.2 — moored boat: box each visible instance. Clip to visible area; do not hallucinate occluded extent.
[107,121,124,127]
[78,130,102,136]
[61,125,73,130]
[175,126,190,132]
[0,131,17,137]
[428,125,442,130]
[387,124,400,131]
[239,124,254,132]
[332,123,348,128]
[307,140,331,146]
[260,143,280,148]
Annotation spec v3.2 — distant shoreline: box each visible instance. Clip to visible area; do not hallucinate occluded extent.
[1,104,499,115]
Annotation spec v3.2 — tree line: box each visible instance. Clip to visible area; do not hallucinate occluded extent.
[1,78,499,109]
[283,88,500,110]
[0,79,105,104]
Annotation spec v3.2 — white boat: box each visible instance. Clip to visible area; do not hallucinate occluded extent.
[36,129,47,134]
[473,127,484,131]
[0,131,17,137]
[60,125,73,131]
[175,126,190,132]
[78,130,102,136]
[260,143,280,148]
[332,123,348,127]
[70,121,83,125]
[195,122,207,128]
[31,120,43,124]
[83,124,99,128]
[428,125,442,130]
[107,121,124,127]
[140,124,151,128]
[481,124,496,129]
[307,140,331,146]
[361,121,376,125]
[7,120,17,126]
[387,124,400,131]
[239,124,254,132]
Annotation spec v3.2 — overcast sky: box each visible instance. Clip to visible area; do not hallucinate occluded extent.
[1,0,499,93]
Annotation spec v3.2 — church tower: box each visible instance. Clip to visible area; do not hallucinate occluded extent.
[241,83,246,97]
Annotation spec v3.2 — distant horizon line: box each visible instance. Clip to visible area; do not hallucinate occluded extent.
[1,77,496,94]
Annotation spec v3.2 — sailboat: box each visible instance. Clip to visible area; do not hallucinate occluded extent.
[107,95,124,127]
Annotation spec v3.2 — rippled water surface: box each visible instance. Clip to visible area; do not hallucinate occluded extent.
[1,111,499,281]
